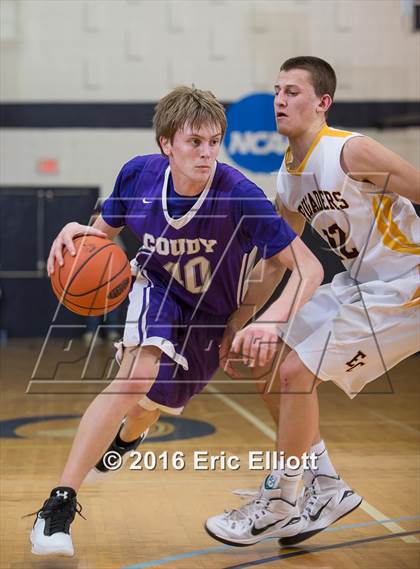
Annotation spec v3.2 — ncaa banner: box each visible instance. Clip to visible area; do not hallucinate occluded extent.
[224,93,287,173]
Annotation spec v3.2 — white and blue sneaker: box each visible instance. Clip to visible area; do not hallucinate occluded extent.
[205,475,304,547]
[279,474,363,546]
[29,487,84,556]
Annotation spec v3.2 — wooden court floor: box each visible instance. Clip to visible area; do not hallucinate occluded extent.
[1,338,419,569]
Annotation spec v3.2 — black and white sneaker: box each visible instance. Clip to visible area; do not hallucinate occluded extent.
[279,475,363,546]
[29,487,84,556]
[84,423,149,483]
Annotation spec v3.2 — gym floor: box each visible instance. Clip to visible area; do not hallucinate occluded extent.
[1,338,419,568]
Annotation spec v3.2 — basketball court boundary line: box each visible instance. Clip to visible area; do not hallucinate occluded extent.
[223,529,420,569]
[206,385,419,544]
[368,408,420,436]
[120,520,420,569]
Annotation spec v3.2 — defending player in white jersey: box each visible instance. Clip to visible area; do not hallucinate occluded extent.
[206,56,420,547]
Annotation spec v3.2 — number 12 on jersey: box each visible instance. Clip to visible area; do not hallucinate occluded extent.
[322,223,359,261]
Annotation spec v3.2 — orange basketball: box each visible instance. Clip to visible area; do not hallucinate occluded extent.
[50,235,132,316]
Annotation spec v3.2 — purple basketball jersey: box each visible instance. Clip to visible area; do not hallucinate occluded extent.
[102,154,296,317]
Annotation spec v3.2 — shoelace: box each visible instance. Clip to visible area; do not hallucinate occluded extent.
[301,483,319,520]
[232,489,259,498]
[226,498,271,523]
[223,489,271,523]
[23,497,86,530]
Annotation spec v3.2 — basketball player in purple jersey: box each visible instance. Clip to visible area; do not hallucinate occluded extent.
[29,86,323,556]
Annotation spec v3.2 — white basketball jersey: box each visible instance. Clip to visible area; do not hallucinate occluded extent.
[277,125,420,283]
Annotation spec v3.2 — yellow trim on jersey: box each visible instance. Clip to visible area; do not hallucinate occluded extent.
[285,125,353,175]
[403,287,420,308]
[402,266,420,308]
[324,126,354,138]
[373,196,420,255]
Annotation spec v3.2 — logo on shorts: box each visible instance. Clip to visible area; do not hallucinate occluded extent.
[345,350,367,372]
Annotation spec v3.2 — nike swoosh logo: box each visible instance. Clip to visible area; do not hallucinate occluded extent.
[142,198,152,204]
[340,490,355,502]
[250,518,287,536]
[309,497,332,521]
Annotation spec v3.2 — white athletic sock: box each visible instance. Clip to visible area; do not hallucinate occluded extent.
[266,461,303,504]
[303,440,338,486]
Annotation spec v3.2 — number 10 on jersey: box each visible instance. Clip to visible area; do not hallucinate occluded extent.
[164,257,212,293]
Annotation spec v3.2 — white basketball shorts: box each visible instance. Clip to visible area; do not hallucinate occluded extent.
[278,267,419,398]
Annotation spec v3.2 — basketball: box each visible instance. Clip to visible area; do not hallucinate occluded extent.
[50,235,132,316]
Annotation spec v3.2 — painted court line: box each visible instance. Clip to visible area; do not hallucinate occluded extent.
[120,517,420,569]
[225,530,420,569]
[206,385,419,544]
[368,408,420,437]
[360,501,419,544]
[206,385,277,440]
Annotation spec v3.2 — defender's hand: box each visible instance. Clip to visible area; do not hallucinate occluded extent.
[220,323,243,379]
[231,322,279,368]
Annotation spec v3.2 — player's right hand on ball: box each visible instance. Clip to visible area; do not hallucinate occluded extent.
[47,222,107,276]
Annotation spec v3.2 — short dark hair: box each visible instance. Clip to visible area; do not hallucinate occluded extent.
[153,86,227,153]
[280,56,337,100]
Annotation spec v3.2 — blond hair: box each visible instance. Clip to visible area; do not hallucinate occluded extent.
[153,86,227,152]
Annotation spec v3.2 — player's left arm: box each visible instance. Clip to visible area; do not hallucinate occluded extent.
[342,136,420,204]
[224,237,323,372]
